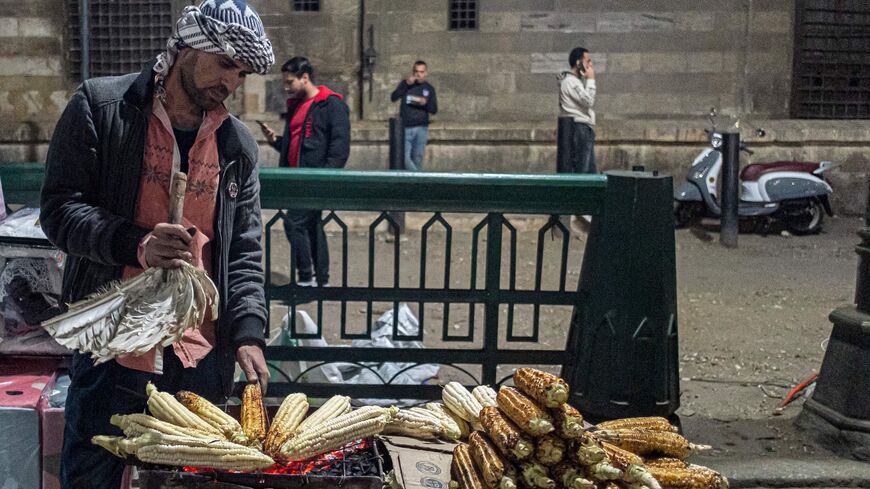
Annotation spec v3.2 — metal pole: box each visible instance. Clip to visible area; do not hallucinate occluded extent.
[387,117,405,232]
[80,0,90,81]
[856,175,870,312]
[719,132,740,248]
[556,116,574,173]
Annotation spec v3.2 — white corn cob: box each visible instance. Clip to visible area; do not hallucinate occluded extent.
[426,402,470,439]
[263,393,309,454]
[175,391,247,444]
[472,385,499,408]
[444,382,484,426]
[145,383,224,438]
[409,406,462,440]
[384,408,445,439]
[110,413,213,439]
[279,406,397,462]
[296,395,352,432]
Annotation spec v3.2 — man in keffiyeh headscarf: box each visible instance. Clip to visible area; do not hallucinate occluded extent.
[41,2,274,487]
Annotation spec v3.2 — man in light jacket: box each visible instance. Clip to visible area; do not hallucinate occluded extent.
[559,47,597,174]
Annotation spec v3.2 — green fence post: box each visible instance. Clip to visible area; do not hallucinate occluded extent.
[565,170,679,420]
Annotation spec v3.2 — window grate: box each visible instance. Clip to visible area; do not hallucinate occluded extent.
[449,0,477,30]
[791,0,870,119]
[293,0,320,12]
[66,0,173,80]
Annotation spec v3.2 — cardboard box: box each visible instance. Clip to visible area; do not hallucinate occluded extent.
[379,435,457,489]
[0,358,59,489]
[39,370,68,489]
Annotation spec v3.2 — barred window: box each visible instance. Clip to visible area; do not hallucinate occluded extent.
[449,0,477,30]
[66,0,174,80]
[791,0,870,119]
[293,0,320,12]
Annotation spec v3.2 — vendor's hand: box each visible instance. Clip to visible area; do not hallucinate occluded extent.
[258,122,277,145]
[142,223,193,268]
[415,96,428,105]
[405,75,417,85]
[236,341,270,394]
[583,58,595,79]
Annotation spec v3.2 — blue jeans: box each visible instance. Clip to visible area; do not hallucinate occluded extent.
[404,125,428,171]
[570,122,596,174]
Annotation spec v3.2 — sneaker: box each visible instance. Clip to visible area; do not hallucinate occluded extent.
[296,278,317,287]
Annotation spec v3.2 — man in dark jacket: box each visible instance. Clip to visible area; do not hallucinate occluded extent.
[40,2,273,487]
[390,60,437,171]
[260,56,350,286]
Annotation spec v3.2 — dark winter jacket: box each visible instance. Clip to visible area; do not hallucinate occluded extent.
[273,86,351,168]
[40,61,267,398]
[390,80,438,128]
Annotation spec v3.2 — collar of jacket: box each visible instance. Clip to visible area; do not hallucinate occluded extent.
[123,59,159,110]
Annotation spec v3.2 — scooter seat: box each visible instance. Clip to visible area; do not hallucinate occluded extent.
[740,161,820,181]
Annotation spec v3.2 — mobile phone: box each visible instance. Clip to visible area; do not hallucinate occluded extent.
[256,120,267,128]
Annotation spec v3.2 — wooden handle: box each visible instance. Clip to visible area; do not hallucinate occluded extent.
[168,172,188,225]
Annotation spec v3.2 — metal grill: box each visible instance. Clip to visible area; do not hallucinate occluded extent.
[449,0,477,30]
[293,0,320,12]
[791,0,870,119]
[66,0,173,79]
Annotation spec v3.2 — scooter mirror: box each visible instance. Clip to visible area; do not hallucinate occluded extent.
[756,128,766,137]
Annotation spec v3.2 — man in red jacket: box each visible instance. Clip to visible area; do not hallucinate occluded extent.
[260,56,350,286]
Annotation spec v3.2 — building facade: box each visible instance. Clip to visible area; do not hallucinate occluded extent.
[1,0,867,213]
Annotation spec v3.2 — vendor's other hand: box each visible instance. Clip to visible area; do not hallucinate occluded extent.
[258,122,277,144]
[143,223,194,268]
[236,342,270,394]
[414,96,428,105]
[405,75,417,85]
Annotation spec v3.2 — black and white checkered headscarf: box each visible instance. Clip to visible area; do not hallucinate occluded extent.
[155,0,274,77]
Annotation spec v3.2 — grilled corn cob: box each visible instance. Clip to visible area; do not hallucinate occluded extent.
[453,443,487,489]
[479,406,534,462]
[473,385,499,408]
[93,432,275,470]
[594,429,711,459]
[550,462,595,489]
[512,368,568,408]
[296,395,352,432]
[534,434,566,466]
[428,402,471,438]
[497,387,555,437]
[596,416,678,433]
[646,464,728,489]
[263,393,309,454]
[145,383,223,438]
[384,408,445,439]
[568,433,606,466]
[279,406,396,462]
[593,439,659,489]
[520,461,555,489]
[175,390,247,444]
[241,383,268,449]
[551,403,584,439]
[420,404,464,440]
[600,441,644,467]
[469,431,516,489]
[444,382,485,426]
[110,413,212,439]
[583,461,622,482]
[644,457,689,469]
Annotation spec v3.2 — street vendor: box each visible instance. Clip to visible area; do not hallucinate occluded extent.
[39,1,273,487]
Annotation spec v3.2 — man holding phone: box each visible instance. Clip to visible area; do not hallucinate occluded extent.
[559,47,597,175]
[390,60,438,171]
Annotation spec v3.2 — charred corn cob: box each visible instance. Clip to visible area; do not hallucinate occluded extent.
[145,383,223,438]
[428,402,471,438]
[583,461,622,482]
[444,382,485,426]
[453,443,487,489]
[596,416,678,433]
[263,393,309,454]
[551,403,584,439]
[479,406,534,462]
[497,387,555,437]
[296,395,352,432]
[594,439,658,489]
[175,391,247,444]
[279,406,396,462]
[241,383,268,448]
[644,457,689,469]
[520,461,555,489]
[469,431,516,489]
[512,368,569,408]
[595,429,711,459]
[534,434,566,466]
[92,432,275,470]
[646,464,728,489]
[384,408,445,439]
[473,385,499,408]
[600,441,644,467]
[110,413,212,439]
[550,462,595,489]
[568,433,606,466]
[421,403,464,440]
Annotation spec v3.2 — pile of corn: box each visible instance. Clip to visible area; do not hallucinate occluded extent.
[441,368,728,489]
[92,383,398,470]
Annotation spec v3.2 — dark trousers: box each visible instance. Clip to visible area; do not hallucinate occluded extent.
[60,349,223,489]
[570,122,597,174]
[284,210,329,284]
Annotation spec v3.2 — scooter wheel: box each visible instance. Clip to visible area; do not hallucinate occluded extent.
[784,198,824,235]
[674,201,700,228]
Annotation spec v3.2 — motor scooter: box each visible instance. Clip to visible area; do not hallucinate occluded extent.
[674,109,835,235]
